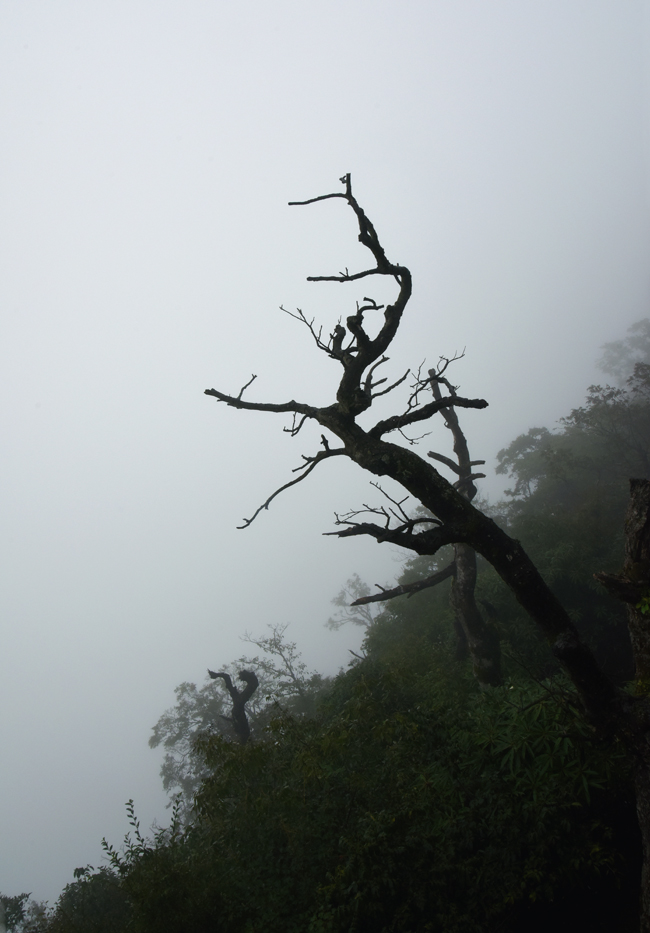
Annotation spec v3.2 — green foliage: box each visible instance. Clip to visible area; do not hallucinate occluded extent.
[149,624,329,818]
[148,678,228,815]
[99,800,225,933]
[492,326,650,683]
[497,321,650,520]
[28,868,130,933]
[637,595,650,616]
[0,893,31,931]
[102,651,630,933]
[599,318,650,384]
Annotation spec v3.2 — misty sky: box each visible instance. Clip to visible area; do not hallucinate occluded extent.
[1,0,649,904]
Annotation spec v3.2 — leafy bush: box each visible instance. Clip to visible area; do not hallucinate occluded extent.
[103,650,631,933]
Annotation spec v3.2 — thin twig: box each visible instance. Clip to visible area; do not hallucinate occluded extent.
[238,448,345,529]
[237,375,257,400]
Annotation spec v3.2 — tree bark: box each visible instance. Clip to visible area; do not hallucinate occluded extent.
[597,479,650,683]
[429,372,501,685]
[596,479,650,930]
[451,543,501,685]
[207,669,259,745]
[636,750,650,933]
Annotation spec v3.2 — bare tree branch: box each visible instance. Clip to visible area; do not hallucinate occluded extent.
[280,306,332,356]
[351,562,456,605]
[236,374,257,399]
[397,427,433,446]
[363,355,389,396]
[405,353,465,410]
[204,386,316,418]
[283,412,310,437]
[287,174,412,416]
[332,499,440,534]
[288,192,348,208]
[427,451,486,474]
[306,268,388,284]
[427,451,464,475]
[238,447,345,529]
[369,395,488,439]
[372,369,410,400]
[324,519,457,554]
[432,352,465,380]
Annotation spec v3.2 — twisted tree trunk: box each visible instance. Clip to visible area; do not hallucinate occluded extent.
[207,669,259,745]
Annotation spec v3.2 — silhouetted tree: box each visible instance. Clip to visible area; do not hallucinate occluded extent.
[207,669,259,745]
[204,175,650,928]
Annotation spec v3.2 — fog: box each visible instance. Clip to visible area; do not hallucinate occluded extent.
[1,0,649,904]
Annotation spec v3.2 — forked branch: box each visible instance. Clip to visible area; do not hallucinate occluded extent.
[204,385,316,418]
[325,517,458,555]
[238,446,346,529]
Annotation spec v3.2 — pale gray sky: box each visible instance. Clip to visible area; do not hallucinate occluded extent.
[1,0,649,903]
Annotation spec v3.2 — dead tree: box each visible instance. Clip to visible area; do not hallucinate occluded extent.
[429,371,500,682]
[205,176,650,928]
[207,669,259,745]
[203,174,612,715]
